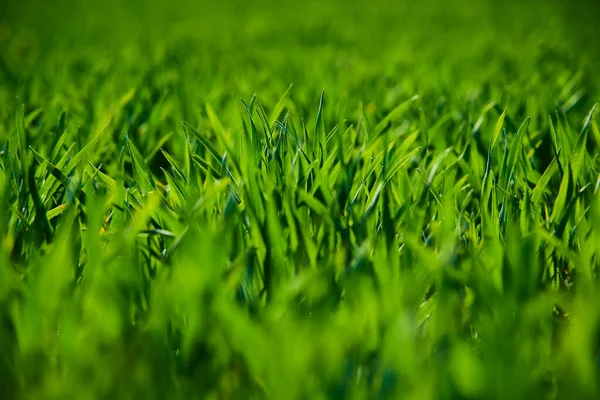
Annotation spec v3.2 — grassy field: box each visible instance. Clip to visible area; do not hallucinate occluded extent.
[1,0,600,398]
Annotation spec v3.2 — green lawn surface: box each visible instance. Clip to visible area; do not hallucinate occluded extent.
[1,0,600,398]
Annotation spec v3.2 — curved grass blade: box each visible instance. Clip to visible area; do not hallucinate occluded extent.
[126,133,155,195]
[371,95,419,140]
[531,155,560,204]
[501,117,530,190]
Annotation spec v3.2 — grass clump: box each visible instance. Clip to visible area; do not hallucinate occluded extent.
[1,0,600,398]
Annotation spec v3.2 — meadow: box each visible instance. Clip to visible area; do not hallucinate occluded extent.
[1,0,600,398]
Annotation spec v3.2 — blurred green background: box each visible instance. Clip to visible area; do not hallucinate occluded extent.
[2,0,599,113]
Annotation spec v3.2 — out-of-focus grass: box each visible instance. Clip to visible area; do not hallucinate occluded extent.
[1,0,600,398]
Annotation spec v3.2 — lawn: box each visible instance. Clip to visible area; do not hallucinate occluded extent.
[1,0,600,398]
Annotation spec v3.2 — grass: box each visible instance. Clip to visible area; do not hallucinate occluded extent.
[1,0,600,398]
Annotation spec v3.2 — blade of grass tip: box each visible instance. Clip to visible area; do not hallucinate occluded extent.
[81,163,106,196]
[554,184,590,238]
[553,110,573,158]
[385,146,421,184]
[362,182,384,221]
[220,153,240,192]
[49,128,68,164]
[247,93,257,111]
[160,149,186,182]
[419,108,429,147]
[548,115,564,177]
[381,127,392,180]
[314,88,326,154]
[182,121,222,164]
[46,203,68,221]
[126,133,155,195]
[269,84,293,126]
[161,167,186,207]
[253,100,273,144]
[531,153,560,204]
[138,229,176,238]
[64,114,111,176]
[182,129,192,184]
[191,153,221,179]
[482,108,507,199]
[325,124,340,145]
[551,167,571,223]
[501,117,531,190]
[241,98,260,153]
[7,101,27,204]
[42,142,74,185]
[494,104,518,133]
[87,162,116,190]
[581,103,598,134]
[426,147,453,189]
[485,108,507,173]
[56,110,66,134]
[275,120,311,163]
[356,101,366,143]
[30,146,68,187]
[571,104,597,183]
[301,117,310,156]
[28,160,53,242]
[371,95,419,140]
[50,111,67,162]
[238,98,251,149]
[336,99,348,169]
[30,146,87,205]
[14,98,27,161]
